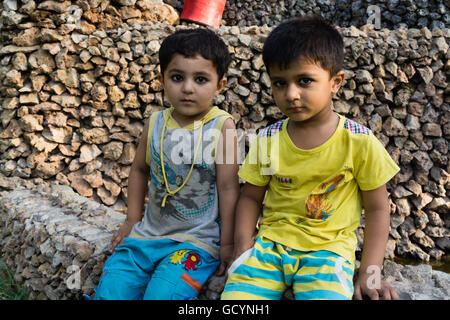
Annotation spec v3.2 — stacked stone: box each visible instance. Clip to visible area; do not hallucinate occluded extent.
[337,26,450,262]
[0,0,179,31]
[0,182,125,299]
[0,0,180,212]
[216,0,450,29]
[0,1,449,264]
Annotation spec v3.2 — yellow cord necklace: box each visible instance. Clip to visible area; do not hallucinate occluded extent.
[160,116,204,207]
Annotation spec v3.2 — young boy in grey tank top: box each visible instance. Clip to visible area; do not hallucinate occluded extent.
[93,28,239,300]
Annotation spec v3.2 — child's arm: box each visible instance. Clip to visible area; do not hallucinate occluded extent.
[110,118,150,253]
[215,119,240,275]
[233,182,266,260]
[354,184,398,300]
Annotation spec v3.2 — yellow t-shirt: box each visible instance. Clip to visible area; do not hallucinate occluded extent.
[238,114,400,264]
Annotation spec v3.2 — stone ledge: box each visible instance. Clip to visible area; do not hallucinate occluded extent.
[1,183,449,300]
[0,183,124,299]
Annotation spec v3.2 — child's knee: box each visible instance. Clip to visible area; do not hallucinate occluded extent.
[94,271,147,300]
[144,273,201,300]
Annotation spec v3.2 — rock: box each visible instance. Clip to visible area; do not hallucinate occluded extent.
[108,86,125,103]
[37,1,71,13]
[55,68,79,88]
[3,0,18,11]
[4,69,23,87]
[413,210,429,229]
[411,193,433,210]
[102,141,124,160]
[1,8,26,25]
[431,37,448,55]
[114,0,137,5]
[28,49,55,74]
[70,176,94,197]
[382,117,408,136]
[42,126,73,144]
[104,61,121,75]
[79,144,102,163]
[20,115,44,132]
[118,143,136,165]
[412,151,434,172]
[422,123,442,137]
[12,52,31,72]
[355,69,373,83]
[90,83,108,102]
[141,2,179,25]
[19,93,39,105]
[50,95,81,108]
[122,91,140,109]
[80,128,110,144]
[36,161,65,179]
[417,66,434,84]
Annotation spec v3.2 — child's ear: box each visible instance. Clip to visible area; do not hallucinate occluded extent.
[158,73,164,85]
[216,77,227,93]
[331,70,345,94]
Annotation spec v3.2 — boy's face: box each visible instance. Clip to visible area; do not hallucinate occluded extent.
[268,58,344,124]
[161,53,226,125]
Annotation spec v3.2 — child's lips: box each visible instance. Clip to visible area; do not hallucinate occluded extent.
[289,106,305,112]
[180,99,194,104]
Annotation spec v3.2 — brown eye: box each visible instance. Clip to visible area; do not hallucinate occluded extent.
[171,74,183,82]
[298,78,312,85]
[195,77,208,83]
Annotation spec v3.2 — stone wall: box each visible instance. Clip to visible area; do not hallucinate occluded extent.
[166,0,450,29]
[0,1,449,268]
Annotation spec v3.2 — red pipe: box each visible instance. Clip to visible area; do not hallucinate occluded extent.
[180,0,227,28]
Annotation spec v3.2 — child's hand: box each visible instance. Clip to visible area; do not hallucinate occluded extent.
[216,244,234,277]
[232,240,255,261]
[353,272,399,300]
[219,240,255,282]
[110,221,135,253]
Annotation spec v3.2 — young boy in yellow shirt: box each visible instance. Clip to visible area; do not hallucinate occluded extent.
[222,16,400,300]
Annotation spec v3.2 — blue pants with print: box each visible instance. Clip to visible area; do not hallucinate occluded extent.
[94,237,219,300]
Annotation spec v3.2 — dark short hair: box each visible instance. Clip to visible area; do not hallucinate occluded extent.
[159,28,231,81]
[262,15,344,77]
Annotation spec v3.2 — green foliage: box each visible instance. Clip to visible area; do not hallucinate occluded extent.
[0,260,28,300]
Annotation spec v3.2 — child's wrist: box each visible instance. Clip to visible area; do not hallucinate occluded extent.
[125,217,140,225]
[220,242,234,248]
[235,238,254,249]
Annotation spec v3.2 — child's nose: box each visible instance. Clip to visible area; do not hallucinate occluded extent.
[286,83,300,101]
[182,79,194,93]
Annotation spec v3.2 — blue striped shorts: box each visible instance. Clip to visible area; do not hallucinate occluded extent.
[221,236,354,300]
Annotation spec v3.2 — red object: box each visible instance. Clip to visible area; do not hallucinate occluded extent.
[180,0,226,28]
[182,252,201,271]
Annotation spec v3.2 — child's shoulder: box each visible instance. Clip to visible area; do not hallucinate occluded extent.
[258,119,286,138]
[341,117,370,136]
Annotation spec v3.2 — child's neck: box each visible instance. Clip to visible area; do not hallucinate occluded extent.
[287,107,339,150]
[171,107,212,128]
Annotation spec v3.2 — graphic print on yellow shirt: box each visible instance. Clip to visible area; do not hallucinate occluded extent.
[302,173,346,222]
